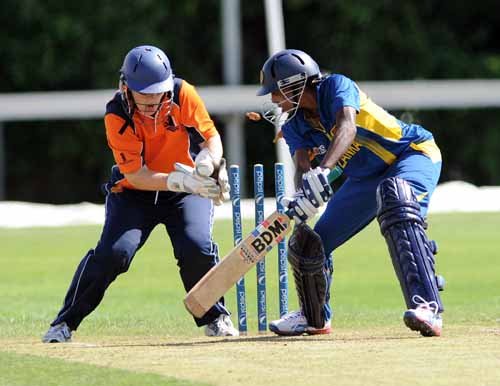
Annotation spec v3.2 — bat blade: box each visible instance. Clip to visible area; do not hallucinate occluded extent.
[184,210,292,318]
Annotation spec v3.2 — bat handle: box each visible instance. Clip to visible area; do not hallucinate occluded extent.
[327,165,343,183]
[285,207,296,220]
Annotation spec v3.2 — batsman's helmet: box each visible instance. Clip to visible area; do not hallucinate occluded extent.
[256,49,321,96]
[120,45,174,94]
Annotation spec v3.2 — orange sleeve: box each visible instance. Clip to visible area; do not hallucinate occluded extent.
[178,81,219,140]
[104,114,143,174]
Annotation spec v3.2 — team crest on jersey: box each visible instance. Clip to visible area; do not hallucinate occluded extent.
[312,145,327,156]
[308,145,327,162]
[164,115,179,132]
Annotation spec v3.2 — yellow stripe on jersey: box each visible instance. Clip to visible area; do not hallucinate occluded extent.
[355,135,397,164]
[410,140,442,163]
[356,89,403,141]
[416,191,429,202]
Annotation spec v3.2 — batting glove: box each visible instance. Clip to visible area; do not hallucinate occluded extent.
[167,163,221,199]
[302,167,333,207]
[281,189,319,224]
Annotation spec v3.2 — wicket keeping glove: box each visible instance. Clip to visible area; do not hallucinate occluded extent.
[302,167,333,207]
[213,158,230,206]
[281,189,319,224]
[167,163,221,199]
[194,148,216,177]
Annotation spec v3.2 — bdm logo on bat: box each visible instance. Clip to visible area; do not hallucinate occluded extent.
[250,216,288,253]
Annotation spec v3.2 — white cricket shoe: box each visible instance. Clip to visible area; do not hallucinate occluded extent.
[269,309,332,336]
[404,295,443,337]
[42,322,72,343]
[205,314,239,337]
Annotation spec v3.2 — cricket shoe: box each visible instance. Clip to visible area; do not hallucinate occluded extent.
[404,295,443,337]
[205,314,239,337]
[269,309,332,336]
[42,322,72,343]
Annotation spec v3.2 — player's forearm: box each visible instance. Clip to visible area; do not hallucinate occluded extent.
[293,149,311,189]
[320,106,357,170]
[201,134,223,166]
[319,124,356,170]
[125,166,169,191]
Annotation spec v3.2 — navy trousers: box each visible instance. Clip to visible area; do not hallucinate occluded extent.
[52,189,229,330]
[314,152,442,320]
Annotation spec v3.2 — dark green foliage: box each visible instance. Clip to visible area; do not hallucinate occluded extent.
[5,119,113,203]
[412,108,500,185]
[2,1,500,202]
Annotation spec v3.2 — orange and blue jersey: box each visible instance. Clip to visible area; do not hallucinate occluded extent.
[282,74,442,179]
[53,78,229,331]
[104,78,218,190]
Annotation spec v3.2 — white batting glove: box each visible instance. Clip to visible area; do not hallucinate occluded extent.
[167,163,221,199]
[302,167,333,207]
[280,189,319,224]
[195,148,217,177]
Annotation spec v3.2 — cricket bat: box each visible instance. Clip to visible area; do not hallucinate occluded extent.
[184,210,292,318]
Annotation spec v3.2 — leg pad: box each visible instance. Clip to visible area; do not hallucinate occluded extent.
[288,224,329,328]
[376,177,444,312]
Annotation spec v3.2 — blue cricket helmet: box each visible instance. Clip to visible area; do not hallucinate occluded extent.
[256,49,321,96]
[120,45,174,94]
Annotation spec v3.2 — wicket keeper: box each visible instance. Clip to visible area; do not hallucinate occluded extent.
[43,45,238,342]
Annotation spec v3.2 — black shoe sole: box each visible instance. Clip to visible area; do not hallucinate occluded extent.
[269,324,332,336]
[269,323,305,336]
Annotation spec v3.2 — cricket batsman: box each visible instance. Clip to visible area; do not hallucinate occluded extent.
[254,49,445,337]
[43,45,238,342]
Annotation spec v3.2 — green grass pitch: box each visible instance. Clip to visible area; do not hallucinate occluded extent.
[0,212,499,385]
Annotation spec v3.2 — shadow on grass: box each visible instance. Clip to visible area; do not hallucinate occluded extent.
[58,333,420,349]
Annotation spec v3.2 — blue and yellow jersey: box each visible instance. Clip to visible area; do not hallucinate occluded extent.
[282,74,441,179]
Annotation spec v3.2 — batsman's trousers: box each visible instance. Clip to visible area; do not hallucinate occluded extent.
[52,189,229,330]
[314,151,442,320]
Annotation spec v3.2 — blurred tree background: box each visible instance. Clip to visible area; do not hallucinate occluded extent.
[1,0,500,203]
